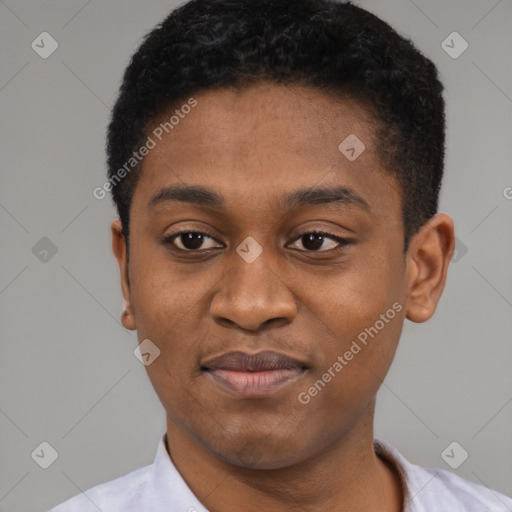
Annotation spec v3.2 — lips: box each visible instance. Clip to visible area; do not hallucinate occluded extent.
[201,350,308,397]
[202,350,307,372]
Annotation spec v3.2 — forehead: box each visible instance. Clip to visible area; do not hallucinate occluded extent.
[131,83,400,220]
[146,83,378,168]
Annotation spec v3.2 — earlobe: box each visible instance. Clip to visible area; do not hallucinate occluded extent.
[121,307,135,330]
[111,219,136,331]
[405,214,455,323]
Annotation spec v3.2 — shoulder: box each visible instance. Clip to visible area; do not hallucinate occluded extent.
[374,438,512,512]
[47,464,151,512]
[411,464,512,511]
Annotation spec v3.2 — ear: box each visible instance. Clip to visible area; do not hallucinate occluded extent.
[405,213,455,323]
[111,219,136,330]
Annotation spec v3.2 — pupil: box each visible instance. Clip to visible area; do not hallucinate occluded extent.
[303,233,323,251]
[182,233,204,250]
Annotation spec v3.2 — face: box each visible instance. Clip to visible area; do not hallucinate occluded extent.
[113,83,435,469]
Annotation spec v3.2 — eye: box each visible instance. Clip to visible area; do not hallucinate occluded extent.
[163,231,223,252]
[287,230,351,252]
[163,229,351,254]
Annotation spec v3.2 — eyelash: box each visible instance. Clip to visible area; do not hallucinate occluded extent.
[162,229,351,253]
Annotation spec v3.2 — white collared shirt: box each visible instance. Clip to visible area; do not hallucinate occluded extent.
[48,435,512,511]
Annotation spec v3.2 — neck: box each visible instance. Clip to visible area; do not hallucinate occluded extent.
[165,400,403,512]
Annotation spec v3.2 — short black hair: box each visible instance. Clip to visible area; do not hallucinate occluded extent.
[106,0,445,252]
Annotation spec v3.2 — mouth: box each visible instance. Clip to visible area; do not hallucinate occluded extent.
[201,350,309,397]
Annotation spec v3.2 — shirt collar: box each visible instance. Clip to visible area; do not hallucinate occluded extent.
[144,433,209,512]
[150,433,421,512]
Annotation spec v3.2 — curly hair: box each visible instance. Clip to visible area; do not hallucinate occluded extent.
[106,0,445,252]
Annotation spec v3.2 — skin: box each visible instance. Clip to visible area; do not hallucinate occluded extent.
[112,82,455,512]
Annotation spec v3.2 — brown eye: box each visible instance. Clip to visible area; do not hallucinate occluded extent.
[288,231,350,252]
[164,231,223,251]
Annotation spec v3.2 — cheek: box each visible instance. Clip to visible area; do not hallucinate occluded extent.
[306,250,405,402]
[129,240,198,333]
[298,308,403,434]
[128,246,218,374]
[325,250,404,331]
[368,242,405,304]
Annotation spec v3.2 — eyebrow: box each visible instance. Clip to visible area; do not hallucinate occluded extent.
[148,183,371,213]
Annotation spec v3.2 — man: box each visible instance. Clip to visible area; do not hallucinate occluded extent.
[50,0,512,510]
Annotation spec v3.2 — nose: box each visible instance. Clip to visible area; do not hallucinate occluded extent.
[210,251,297,331]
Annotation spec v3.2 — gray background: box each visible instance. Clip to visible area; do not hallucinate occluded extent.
[0,0,511,511]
